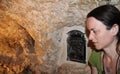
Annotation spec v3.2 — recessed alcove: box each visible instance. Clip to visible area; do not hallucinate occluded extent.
[67,30,86,63]
[57,25,91,68]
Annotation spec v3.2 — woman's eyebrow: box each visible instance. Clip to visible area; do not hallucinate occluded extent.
[89,28,94,31]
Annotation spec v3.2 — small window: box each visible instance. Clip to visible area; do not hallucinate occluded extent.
[67,30,86,63]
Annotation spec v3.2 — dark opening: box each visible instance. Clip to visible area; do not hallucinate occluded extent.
[67,30,86,63]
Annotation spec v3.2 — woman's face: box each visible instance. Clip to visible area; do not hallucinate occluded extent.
[86,17,115,50]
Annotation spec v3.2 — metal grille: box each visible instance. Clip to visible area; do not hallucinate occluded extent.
[67,30,86,63]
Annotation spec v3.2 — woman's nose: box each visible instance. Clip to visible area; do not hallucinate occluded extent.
[88,33,94,41]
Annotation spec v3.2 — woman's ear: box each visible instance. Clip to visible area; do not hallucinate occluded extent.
[111,24,119,36]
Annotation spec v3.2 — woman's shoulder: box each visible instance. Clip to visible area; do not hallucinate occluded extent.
[88,50,102,71]
[117,57,120,74]
[117,44,120,73]
[90,50,102,57]
[89,50,102,65]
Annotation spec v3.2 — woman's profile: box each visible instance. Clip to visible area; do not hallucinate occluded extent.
[85,4,120,74]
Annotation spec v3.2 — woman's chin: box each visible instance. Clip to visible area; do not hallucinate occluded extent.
[95,46,102,50]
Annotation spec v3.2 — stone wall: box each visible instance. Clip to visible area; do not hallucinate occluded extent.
[0,0,120,74]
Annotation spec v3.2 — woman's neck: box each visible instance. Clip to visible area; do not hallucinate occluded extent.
[103,38,118,59]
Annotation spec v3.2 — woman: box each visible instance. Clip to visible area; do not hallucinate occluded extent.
[85,4,120,74]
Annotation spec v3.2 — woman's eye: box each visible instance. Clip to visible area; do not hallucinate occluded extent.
[91,30,96,33]
[93,30,96,33]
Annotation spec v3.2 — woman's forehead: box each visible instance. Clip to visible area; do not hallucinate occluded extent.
[86,17,106,30]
